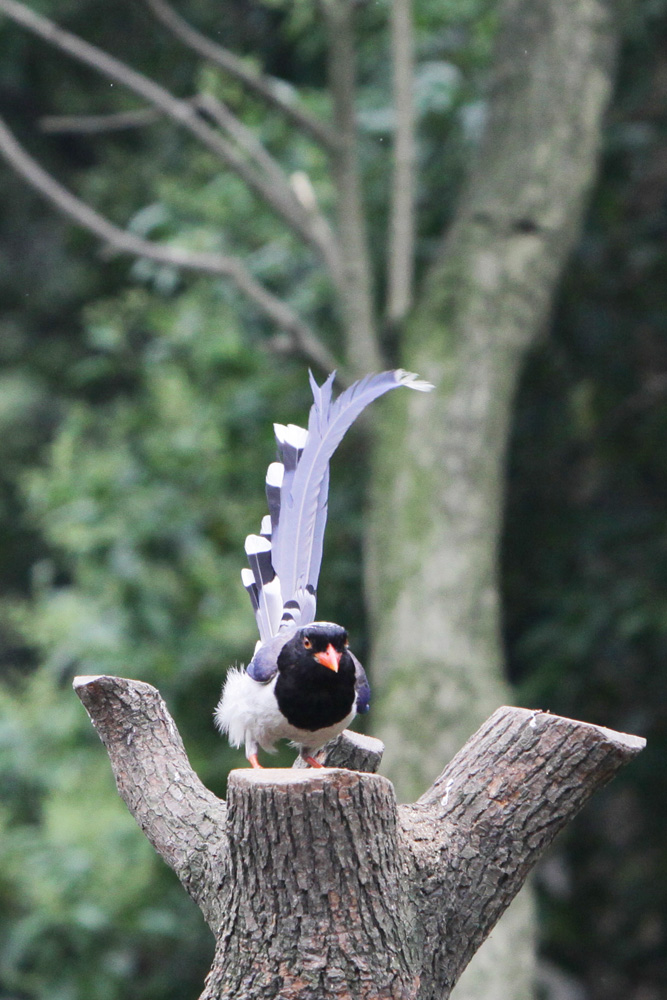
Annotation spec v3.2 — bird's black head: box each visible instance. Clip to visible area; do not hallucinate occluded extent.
[278,622,349,675]
[275,622,356,732]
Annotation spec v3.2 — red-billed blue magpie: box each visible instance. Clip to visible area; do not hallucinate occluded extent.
[215,369,433,767]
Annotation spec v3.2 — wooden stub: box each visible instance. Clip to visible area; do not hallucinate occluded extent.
[203,768,419,1000]
[292,728,385,772]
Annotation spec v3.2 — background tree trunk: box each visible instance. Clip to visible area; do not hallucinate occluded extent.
[366,0,619,995]
[369,0,619,796]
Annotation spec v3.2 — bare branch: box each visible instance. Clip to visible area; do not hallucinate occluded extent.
[200,92,341,270]
[37,91,341,288]
[196,92,291,191]
[73,674,228,930]
[0,0,343,281]
[197,92,340,262]
[400,707,646,995]
[39,97,298,179]
[143,0,338,152]
[321,0,382,373]
[0,113,338,372]
[39,106,161,133]
[194,93,342,287]
[387,0,416,325]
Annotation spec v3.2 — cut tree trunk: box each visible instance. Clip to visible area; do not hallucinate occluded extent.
[74,674,644,1000]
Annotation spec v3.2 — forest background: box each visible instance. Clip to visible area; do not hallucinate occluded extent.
[0,2,665,1000]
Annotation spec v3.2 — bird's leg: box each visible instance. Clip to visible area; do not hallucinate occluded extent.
[248,753,263,769]
[303,755,324,768]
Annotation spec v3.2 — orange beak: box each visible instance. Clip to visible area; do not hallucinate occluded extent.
[314,643,341,672]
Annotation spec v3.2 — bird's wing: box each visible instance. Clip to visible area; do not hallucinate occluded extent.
[351,652,371,715]
[245,629,293,682]
[242,369,434,640]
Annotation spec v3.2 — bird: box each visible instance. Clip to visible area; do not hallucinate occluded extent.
[215,368,433,768]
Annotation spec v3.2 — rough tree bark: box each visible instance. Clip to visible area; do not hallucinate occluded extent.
[74,674,644,1000]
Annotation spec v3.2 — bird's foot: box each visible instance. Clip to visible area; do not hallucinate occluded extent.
[248,753,263,769]
[303,755,324,769]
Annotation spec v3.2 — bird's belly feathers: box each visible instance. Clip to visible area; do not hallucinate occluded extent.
[215,668,355,753]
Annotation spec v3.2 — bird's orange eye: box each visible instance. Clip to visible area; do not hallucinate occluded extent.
[303,637,312,649]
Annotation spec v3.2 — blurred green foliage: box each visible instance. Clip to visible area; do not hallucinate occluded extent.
[0,1,665,999]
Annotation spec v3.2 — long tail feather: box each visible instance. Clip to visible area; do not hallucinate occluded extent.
[273,369,434,608]
[271,423,307,581]
[242,369,433,638]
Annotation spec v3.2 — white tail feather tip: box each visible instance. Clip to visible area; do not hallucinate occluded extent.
[266,462,284,487]
[274,422,309,449]
[395,369,435,392]
[245,533,272,554]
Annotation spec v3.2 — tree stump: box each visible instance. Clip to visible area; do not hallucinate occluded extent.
[208,769,416,1000]
[74,675,645,1000]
